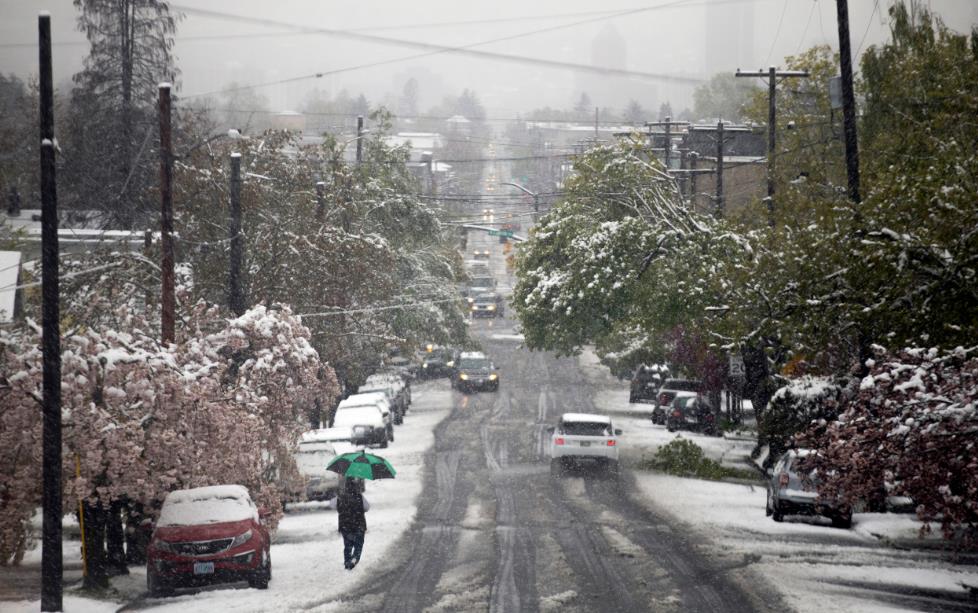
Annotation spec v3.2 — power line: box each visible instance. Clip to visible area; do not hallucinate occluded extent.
[766,0,789,66]
[0,6,669,49]
[854,0,881,58]
[175,1,708,100]
[795,1,818,55]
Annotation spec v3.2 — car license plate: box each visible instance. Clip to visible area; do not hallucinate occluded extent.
[580,441,590,447]
[193,562,215,575]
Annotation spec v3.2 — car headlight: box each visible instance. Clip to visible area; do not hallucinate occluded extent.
[154,539,176,554]
[487,305,496,311]
[422,363,428,369]
[489,373,498,381]
[459,373,469,380]
[467,297,475,304]
[446,361,455,367]
[230,529,253,549]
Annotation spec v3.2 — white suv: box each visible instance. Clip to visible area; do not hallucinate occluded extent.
[549,413,622,479]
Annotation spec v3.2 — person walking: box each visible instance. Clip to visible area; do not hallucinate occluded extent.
[336,478,369,570]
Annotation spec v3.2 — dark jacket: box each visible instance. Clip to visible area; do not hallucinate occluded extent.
[337,491,367,533]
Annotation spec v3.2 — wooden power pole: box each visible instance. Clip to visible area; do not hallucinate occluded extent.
[735,66,809,225]
[835,0,861,204]
[38,12,63,612]
[356,115,364,164]
[228,152,245,316]
[158,83,175,344]
[715,120,725,217]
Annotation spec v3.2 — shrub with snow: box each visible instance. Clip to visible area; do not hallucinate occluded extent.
[799,346,978,545]
[760,375,849,467]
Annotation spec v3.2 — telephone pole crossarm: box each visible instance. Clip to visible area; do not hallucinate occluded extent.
[735,66,810,226]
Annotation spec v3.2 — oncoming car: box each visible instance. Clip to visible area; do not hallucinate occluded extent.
[549,413,622,479]
[147,485,272,596]
[451,351,499,392]
[470,293,504,318]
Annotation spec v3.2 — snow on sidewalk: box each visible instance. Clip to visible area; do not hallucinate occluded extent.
[3,380,454,613]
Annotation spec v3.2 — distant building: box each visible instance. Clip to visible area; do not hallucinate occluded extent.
[270,111,306,132]
[679,124,766,216]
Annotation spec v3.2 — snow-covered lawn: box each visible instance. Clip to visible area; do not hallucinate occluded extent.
[2,380,454,613]
[579,349,978,612]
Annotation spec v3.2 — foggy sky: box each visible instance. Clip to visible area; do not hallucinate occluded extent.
[1,0,976,119]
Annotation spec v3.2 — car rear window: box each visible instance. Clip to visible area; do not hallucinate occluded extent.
[663,379,701,392]
[561,422,611,436]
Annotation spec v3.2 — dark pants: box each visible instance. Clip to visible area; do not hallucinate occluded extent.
[341,530,365,567]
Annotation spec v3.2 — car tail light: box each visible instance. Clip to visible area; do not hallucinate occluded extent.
[555,437,565,446]
[779,473,789,487]
[672,410,681,417]
[607,439,616,446]
[658,393,668,404]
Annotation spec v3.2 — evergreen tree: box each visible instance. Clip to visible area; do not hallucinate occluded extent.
[67,0,179,226]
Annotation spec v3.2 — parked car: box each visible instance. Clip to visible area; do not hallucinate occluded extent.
[333,405,389,448]
[291,438,341,503]
[356,382,406,424]
[470,292,504,318]
[665,393,718,436]
[549,413,622,479]
[451,351,499,392]
[147,485,271,596]
[338,393,394,442]
[766,449,852,528]
[656,378,703,411]
[629,365,664,404]
[472,249,491,261]
[365,373,410,412]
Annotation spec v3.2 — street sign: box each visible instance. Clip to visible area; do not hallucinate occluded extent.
[488,229,514,238]
[729,354,745,377]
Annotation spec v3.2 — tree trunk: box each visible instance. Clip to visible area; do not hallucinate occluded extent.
[82,503,109,590]
[105,500,128,576]
[124,502,150,565]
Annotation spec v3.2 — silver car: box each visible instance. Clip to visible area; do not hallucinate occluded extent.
[766,449,852,528]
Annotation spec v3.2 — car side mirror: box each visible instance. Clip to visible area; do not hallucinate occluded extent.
[614,429,623,436]
[545,426,555,434]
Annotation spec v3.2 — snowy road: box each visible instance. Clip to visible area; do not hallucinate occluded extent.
[325,319,770,612]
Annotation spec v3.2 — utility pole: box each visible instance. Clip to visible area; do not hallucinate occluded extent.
[158,83,175,344]
[716,121,725,218]
[356,115,364,164]
[736,67,809,225]
[594,107,599,140]
[835,0,861,203]
[645,117,689,170]
[687,152,698,204]
[228,152,245,316]
[38,12,63,612]
[315,181,325,222]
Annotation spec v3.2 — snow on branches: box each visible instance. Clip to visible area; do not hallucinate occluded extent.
[0,303,337,564]
[798,345,978,545]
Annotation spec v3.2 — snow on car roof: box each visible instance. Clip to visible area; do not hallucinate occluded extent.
[301,427,354,443]
[341,392,388,407]
[460,351,486,359]
[158,485,257,527]
[560,412,611,424]
[333,406,384,427]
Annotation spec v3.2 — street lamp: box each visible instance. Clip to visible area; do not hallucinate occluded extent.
[500,181,539,218]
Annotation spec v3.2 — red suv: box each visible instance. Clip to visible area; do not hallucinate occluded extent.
[147,485,272,596]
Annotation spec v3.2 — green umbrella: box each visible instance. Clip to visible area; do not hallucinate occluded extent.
[326,451,397,480]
